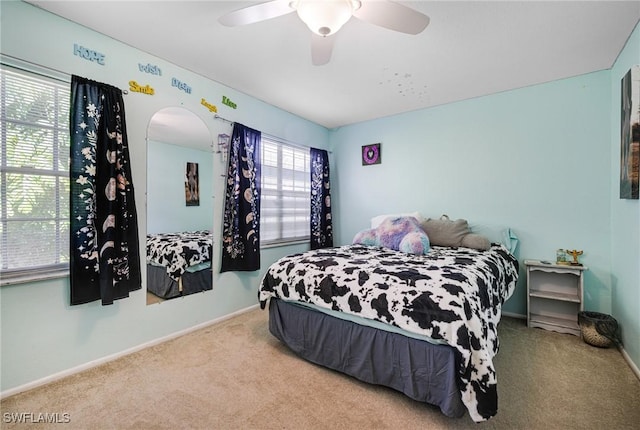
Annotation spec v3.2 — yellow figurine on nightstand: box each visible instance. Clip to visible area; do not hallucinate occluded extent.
[565,249,583,266]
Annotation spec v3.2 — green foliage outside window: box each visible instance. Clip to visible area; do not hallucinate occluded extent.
[1,65,70,274]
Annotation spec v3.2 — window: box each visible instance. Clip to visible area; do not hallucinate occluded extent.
[0,64,70,282]
[260,136,310,245]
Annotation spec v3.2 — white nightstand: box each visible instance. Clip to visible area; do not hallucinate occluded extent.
[525,259,587,336]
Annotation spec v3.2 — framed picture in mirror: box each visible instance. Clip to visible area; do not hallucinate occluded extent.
[185,161,200,206]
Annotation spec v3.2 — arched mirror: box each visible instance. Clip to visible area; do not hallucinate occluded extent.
[146,107,214,305]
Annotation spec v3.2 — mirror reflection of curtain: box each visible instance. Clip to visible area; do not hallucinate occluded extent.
[310,148,333,249]
[221,123,261,272]
[69,75,141,305]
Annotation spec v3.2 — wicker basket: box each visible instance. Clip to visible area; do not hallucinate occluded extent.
[578,311,619,348]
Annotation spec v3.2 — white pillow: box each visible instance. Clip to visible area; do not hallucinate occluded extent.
[370,212,424,229]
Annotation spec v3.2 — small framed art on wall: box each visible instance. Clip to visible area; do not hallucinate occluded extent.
[620,65,639,199]
[362,143,381,165]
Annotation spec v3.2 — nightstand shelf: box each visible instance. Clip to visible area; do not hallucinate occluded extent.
[528,290,580,302]
[525,259,587,336]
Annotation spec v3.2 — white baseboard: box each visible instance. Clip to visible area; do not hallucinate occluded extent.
[502,311,526,320]
[5,303,636,399]
[0,304,260,400]
[619,345,640,381]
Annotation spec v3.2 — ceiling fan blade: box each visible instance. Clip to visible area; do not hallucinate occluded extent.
[311,34,335,66]
[218,0,294,27]
[353,0,430,35]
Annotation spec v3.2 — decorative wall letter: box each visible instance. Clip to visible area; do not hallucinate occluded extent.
[201,98,218,113]
[73,43,105,65]
[222,95,237,109]
[129,81,155,95]
[171,78,192,94]
[138,63,162,76]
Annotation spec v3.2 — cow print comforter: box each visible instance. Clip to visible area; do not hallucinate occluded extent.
[146,230,213,281]
[259,244,518,422]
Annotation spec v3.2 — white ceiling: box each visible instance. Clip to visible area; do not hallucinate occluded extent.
[26,1,640,130]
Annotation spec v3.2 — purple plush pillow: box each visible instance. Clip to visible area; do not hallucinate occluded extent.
[353,216,430,255]
[399,231,431,255]
[352,228,378,246]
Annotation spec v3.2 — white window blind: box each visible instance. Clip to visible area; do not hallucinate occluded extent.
[260,136,310,245]
[0,65,70,279]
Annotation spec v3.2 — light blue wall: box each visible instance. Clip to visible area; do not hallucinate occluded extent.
[147,141,214,234]
[330,22,640,372]
[609,22,640,372]
[331,71,613,318]
[1,0,637,395]
[0,1,328,393]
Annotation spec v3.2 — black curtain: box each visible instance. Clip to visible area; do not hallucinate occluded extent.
[69,75,141,305]
[221,123,261,272]
[310,148,333,249]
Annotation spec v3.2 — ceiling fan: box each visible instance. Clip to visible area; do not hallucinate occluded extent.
[218,0,430,65]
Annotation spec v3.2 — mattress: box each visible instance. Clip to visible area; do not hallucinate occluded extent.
[259,243,519,421]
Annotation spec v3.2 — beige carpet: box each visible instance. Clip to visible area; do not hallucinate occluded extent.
[1,308,639,430]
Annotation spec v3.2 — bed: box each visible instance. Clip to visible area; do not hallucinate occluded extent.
[258,241,518,422]
[146,230,213,299]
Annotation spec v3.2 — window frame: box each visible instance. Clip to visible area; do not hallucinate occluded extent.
[0,58,71,285]
[259,134,311,247]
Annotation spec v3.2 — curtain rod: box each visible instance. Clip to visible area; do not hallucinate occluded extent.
[1,54,129,94]
[1,54,69,82]
[262,132,333,155]
[215,114,332,154]
[214,114,234,125]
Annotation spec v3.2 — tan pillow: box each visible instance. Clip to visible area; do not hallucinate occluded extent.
[460,233,491,251]
[421,215,469,247]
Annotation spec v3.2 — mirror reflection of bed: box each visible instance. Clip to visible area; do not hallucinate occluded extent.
[146,107,214,305]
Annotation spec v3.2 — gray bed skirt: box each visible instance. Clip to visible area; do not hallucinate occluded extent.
[147,264,212,299]
[268,298,466,418]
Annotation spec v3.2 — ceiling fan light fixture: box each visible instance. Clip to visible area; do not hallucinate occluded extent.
[294,0,360,37]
